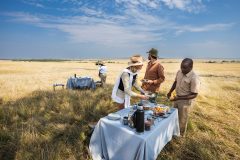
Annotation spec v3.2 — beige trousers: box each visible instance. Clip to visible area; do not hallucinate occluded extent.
[174,100,192,136]
[99,73,107,87]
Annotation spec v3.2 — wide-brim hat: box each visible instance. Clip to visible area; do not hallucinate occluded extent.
[96,60,104,65]
[147,48,158,58]
[127,55,144,67]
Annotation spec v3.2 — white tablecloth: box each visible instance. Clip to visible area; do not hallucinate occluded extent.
[89,107,180,160]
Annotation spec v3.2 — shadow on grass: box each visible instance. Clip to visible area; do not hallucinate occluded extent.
[0,85,117,160]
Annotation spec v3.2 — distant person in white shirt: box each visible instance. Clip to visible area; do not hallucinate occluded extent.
[98,61,107,87]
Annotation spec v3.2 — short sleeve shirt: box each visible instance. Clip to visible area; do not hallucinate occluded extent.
[99,66,107,74]
[175,70,200,96]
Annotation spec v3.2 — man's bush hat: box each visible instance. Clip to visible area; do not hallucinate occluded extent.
[147,48,158,58]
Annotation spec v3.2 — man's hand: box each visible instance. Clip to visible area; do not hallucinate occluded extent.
[170,96,179,101]
[141,79,148,83]
[146,80,154,84]
[141,79,154,84]
[167,92,172,99]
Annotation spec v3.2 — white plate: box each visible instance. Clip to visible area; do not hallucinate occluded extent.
[144,110,153,115]
[107,113,121,120]
[158,104,166,107]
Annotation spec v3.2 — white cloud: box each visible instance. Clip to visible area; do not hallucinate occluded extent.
[116,0,205,13]
[2,12,41,23]
[22,0,45,8]
[1,0,234,48]
[161,0,189,9]
[2,10,235,47]
[160,0,205,12]
[61,0,83,5]
[174,23,235,35]
[58,24,151,45]
[75,7,103,16]
[116,0,159,9]
[124,7,162,25]
[2,11,163,46]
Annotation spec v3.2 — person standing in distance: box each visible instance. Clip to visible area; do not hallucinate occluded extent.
[98,61,107,87]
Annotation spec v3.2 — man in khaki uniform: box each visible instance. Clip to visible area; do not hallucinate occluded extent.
[167,58,200,136]
[141,48,165,93]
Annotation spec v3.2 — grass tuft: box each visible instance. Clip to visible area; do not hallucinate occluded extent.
[0,85,116,160]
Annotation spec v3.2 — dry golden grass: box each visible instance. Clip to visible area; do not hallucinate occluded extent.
[0,59,240,160]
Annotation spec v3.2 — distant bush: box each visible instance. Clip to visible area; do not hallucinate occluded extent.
[205,60,217,63]
[12,59,70,62]
[221,60,240,63]
[203,60,240,64]
[107,61,116,63]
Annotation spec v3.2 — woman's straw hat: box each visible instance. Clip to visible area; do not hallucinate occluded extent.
[127,54,143,67]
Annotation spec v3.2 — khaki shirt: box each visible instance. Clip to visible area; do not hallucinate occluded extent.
[175,70,200,96]
[141,60,165,93]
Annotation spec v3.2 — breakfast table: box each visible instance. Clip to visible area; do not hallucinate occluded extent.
[89,105,180,160]
[66,76,96,89]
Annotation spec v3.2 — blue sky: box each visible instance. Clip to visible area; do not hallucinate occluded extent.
[0,0,239,59]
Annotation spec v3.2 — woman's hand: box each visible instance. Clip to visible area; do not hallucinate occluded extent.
[139,94,149,100]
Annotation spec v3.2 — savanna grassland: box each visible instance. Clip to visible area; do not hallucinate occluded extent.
[0,59,240,160]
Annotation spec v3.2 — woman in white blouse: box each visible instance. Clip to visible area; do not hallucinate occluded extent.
[112,54,149,110]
